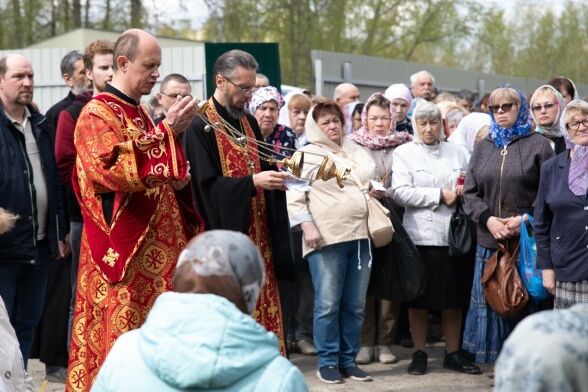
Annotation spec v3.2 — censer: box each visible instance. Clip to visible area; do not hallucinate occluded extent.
[195,101,350,188]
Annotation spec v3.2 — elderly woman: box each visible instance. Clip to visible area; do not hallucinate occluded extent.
[93,231,308,391]
[249,86,296,158]
[288,94,312,149]
[437,102,469,137]
[447,112,491,160]
[529,85,566,154]
[385,84,413,134]
[392,101,479,375]
[535,100,588,309]
[462,87,554,363]
[344,101,364,134]
[349,93,410,365]
[287,101,375,384]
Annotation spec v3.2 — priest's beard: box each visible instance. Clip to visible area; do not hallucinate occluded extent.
[222,91,246,119]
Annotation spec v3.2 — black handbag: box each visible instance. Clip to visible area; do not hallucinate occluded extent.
[448,199,476,256]
[368,200,427,301]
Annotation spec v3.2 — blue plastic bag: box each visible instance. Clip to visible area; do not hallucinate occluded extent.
[518,215,549,302]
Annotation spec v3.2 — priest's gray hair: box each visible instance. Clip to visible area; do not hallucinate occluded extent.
[214,49,258,80]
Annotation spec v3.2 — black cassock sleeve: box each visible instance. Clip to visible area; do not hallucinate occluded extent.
[182,115,294,278]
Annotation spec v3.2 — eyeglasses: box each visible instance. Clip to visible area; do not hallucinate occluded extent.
[531,102,556,112]
[566,119,588,131]
[488,103,517,113]
[223,77,255,96]
[160,92,192,99]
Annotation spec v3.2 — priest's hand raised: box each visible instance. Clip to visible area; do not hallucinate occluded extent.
[165,96,198,136]
[252,170,289,191]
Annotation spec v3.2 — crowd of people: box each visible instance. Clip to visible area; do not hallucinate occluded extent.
[1,28,587,392]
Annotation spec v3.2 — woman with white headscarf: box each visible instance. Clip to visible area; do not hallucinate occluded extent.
[93,230,308,392]
[535,99,588,309]
[447,112,491,159]
[529,84,566,154]
[392,101,478,376]
[385,84,413,134]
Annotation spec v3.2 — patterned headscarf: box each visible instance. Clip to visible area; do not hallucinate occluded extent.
[349,93,411,150]
[560,100,588,196]
[489,88,532,148]
[176,230,265,314]
[530,85,565,138]
[248,86,284,116]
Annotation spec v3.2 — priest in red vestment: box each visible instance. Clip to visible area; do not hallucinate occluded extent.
[66,29,203,392]
[182,50,293,356]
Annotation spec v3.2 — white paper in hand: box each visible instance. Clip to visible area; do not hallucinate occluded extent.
[285,176,312,192]
[370,180,386,192]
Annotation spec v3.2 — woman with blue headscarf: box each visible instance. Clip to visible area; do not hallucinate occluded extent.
[461,87,554,363]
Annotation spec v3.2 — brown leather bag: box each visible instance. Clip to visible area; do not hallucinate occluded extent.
[481,238,529,319]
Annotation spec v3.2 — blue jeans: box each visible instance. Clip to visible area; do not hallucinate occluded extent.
[307,239,372,369]
[67,221,83,351]
[0,239,50,368]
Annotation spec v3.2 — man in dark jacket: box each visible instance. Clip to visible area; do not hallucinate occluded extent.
[0,54,67,367]
[44,50,87,143]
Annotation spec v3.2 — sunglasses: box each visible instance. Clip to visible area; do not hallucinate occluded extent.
[531,102,556,112]
[488,103,517,114]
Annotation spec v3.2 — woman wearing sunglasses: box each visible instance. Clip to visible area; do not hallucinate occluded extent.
[529,85,567,154]
[461,87,554,363]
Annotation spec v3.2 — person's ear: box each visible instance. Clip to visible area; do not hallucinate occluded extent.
[116,56,129,72]
[63,73,73,87]
[215,74,224,90]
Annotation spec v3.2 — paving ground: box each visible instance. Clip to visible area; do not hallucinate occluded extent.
[29,342,494,392]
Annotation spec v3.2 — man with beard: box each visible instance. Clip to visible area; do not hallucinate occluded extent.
[0,54,67,367]
[45,51,87,143]
[66,29,203,391]
[183,49,291,355]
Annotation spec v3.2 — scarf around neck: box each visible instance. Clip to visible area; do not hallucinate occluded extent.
[560,100,588,196]
[349,92,411,150]
[489,88,532,147]
[531,85,565,138]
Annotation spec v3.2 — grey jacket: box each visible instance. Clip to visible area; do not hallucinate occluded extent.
[464,132,554,249]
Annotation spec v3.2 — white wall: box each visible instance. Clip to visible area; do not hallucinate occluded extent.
[0,46,206,113]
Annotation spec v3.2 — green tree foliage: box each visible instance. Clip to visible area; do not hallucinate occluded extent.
[200,0,588,88]
[0,0,147,48]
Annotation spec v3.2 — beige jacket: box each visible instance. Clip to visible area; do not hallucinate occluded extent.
[287,109,375,257]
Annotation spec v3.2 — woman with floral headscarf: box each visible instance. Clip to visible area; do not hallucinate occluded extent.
[348,93,410,365]
[529,85,566,154]
[249,86,296,158]
[462,87,554,363]
[535,100,588,309]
